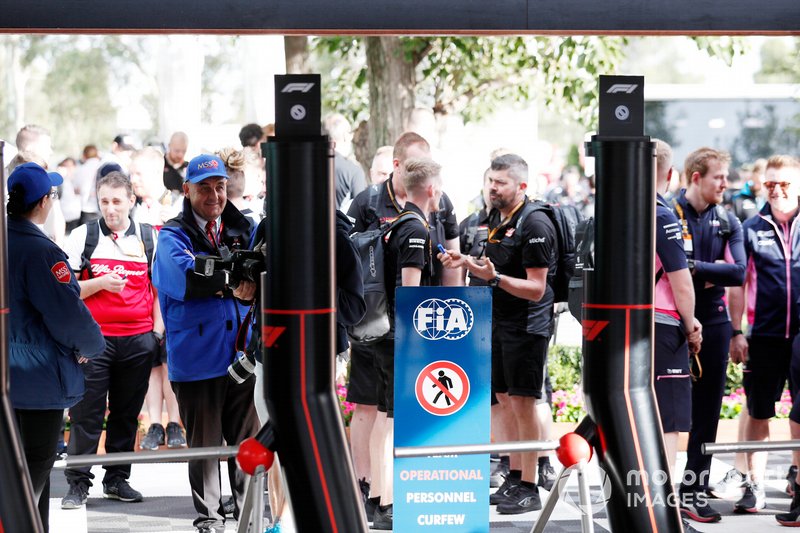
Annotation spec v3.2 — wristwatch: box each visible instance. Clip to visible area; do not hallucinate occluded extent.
[732,329,744,337]
[488,274,502,288]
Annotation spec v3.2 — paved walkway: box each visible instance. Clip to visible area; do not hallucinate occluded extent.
[47,451,797,532]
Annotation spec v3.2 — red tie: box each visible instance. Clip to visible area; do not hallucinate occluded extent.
[205,220,217,248]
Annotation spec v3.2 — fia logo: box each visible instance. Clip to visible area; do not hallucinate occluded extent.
[413,298,473,340]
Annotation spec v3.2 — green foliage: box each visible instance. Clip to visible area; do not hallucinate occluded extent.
[548,344,583,392]
[691,36,749,67]
[43,47,116,158]
[725,360,743,396]
[312,36,628,130]
[755,38,800,83]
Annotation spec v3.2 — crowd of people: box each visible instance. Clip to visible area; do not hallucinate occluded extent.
[4,114,800,533]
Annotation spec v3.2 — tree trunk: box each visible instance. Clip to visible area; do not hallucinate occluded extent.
[284,36,309,74]
[363,36,416,167]
[156,36,203,142]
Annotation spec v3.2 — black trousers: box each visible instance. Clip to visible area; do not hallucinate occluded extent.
[15,408,64,533]
[65,333,155,486]
[172,375,260,530]
[681,321,732,492]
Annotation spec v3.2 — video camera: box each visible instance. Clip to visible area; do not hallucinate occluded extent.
[194,245,266,289]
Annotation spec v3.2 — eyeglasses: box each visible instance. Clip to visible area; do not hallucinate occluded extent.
[764,181,792,193]
[48,189,59,199]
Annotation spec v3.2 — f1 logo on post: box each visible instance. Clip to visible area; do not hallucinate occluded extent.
[582,320,609,341]
[262,326,286,348]
[606,84,638,94]
[281,82,315,93]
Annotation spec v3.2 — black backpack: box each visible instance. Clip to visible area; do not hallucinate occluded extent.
[567,216,594,321]
[347,208,428,345]
[517,201,583,304]
[79,220,156,279]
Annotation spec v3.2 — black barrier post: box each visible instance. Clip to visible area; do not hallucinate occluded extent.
[0,141,44,532]
[582,75,682,532]
[262,74,367,533]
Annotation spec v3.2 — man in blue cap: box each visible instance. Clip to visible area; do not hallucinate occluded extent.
[153,154,260,533]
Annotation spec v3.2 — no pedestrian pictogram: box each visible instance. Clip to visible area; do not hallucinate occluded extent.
[415,360,470,416]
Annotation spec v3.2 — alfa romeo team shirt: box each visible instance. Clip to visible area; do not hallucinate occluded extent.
[64,220,156,337]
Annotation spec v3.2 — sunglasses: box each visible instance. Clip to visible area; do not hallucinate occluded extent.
[48,189,59,199]
[764,181,792,193]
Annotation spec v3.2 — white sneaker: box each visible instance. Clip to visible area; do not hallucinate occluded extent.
[710,468,745,499]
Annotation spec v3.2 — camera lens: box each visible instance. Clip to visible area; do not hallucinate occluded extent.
[228,351,256,384]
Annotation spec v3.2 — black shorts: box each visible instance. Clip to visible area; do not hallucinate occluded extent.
[346,343,379,406]
[653,322,691,432]
[539,370,553,407]
[493,370,551,406]
[789,335,800,423]
[151,333,167,368]
[744,335,794,420]
[371,338,395,417]
[492,324,548,397]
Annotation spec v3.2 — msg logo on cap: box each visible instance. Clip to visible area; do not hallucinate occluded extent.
[413,298,473,340]
[198,159,219,170]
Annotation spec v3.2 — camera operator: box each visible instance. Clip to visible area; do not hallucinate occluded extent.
[152,154,259,533]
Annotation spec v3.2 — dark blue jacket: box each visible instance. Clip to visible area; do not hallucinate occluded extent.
[673,190,746,325]
[741,203,800,338]
[8,217,105,409]
[153,199,254,382]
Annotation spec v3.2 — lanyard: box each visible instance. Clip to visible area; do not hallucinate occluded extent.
[487,200,525,243]
[672,200,694,257]
[386,179,402,214]
[110,226,145,258]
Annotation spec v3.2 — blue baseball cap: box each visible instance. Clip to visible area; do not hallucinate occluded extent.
[185,154,228,184]
[8,162,63,206]
[96,162,124,180]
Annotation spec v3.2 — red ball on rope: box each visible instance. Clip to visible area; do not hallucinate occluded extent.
[556,432,592,468]
[237,437,275,475]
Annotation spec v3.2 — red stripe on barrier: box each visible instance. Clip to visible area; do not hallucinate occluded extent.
[0,307,9,314]
[263,308,335,315]
[621,309,658,531]
[299,315,339,533]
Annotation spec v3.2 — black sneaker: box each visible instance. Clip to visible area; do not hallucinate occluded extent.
[496,484,542,514]
[490,459,510,488]
[777,505,800,526]
[358,478,377,522]
[373,504,393,530]
[680,492,721,523]
[140,423,165,450]
[103,478,143,502]
[61,482,89,509]
[537,462,556,491]
[734,481,765,513]
[787,465,798,496]
[166,422,186,448]
[490,474,520,505]
[223,495,235,516]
